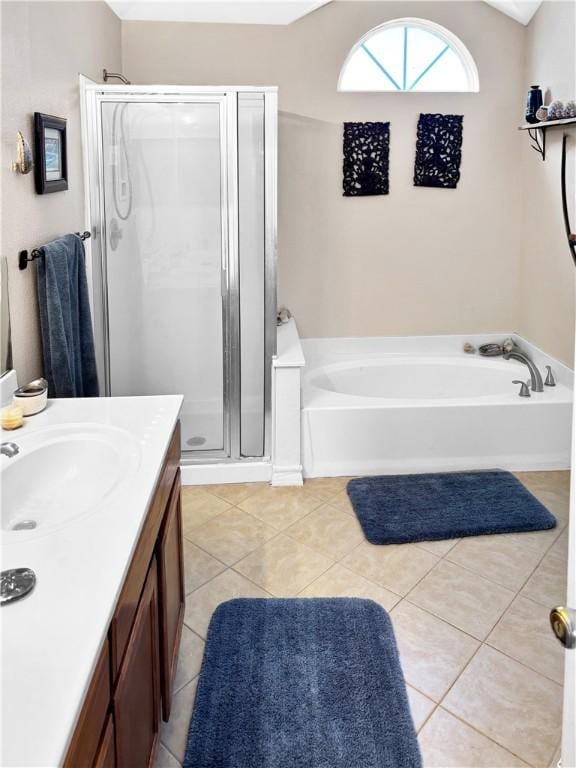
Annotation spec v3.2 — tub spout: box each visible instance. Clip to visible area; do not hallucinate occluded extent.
[479,339,544,393]
[504,348,544,392]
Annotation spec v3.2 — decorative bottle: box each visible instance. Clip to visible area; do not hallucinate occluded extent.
[525,85,543,124]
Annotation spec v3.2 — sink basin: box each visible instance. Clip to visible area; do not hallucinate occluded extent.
[1,424,140,540]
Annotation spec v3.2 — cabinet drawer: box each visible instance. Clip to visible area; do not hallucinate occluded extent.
[63,639,111,768]
[110,424,180,678]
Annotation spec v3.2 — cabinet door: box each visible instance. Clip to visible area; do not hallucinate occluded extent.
[114,558,160,768]
[157,470,185,721]
[94,715,115,768]
[63,640,111,768]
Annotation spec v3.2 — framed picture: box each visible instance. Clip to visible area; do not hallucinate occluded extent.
[34,112,68,194]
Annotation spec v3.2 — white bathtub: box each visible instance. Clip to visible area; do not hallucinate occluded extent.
[301,334,573,477]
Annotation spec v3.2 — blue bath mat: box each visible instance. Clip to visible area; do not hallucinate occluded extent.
[347,470,556,545]
[183,598,421,768]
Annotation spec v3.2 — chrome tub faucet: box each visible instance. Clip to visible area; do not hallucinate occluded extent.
[479,338,544,393]
[502,342,544,392]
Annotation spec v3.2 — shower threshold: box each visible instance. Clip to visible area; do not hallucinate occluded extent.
[180,460,272,486]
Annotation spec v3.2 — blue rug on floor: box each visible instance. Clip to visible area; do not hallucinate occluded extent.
[183,598,422,768]
[347,470,556,545]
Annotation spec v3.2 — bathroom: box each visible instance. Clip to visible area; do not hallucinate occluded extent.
[1,0,575,766]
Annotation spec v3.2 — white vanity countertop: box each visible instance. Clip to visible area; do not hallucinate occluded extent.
[0,395,183,768]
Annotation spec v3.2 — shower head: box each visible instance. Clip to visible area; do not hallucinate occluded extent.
[103,68,131,85]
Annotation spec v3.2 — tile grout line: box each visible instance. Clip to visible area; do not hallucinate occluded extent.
[184,527,278,569]
[432,704,537,767]
[237,490,328,532]
[429,643,530,762]
[438,524,567,595]
[172,667,199,696]
[414,700,438,735]
[329,535,441,599]
[432,628,561,767]
[182,505,303,566]
[185,520,336,603]
[229,542,337,598]
[158,740,182,768]
[160,676,200,766]
[182,536,230,570]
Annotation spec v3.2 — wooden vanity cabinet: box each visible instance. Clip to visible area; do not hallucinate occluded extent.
[157,469,185,721]
[64,423,183,768]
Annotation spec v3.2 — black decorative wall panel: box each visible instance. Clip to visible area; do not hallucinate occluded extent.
[414,113,463,189]
[343,122,390,196]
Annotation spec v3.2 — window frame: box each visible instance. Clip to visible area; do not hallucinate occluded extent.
[337,17,480,94]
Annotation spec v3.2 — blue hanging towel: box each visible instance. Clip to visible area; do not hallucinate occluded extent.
[36,233,99,398]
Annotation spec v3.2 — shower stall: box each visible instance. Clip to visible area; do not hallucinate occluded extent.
[81,83,277,465]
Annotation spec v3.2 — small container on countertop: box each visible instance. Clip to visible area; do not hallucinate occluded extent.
[13,378,48,416]
[1,404,24,430]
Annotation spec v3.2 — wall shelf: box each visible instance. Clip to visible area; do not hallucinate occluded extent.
[518,116,576,161]
[519,117,576,262]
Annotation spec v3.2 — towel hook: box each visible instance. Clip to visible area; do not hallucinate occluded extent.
[18,231,91,271]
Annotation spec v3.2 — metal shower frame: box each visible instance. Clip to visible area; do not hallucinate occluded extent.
[80,80,278,463]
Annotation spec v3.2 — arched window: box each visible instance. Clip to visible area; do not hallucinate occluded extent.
[338,18,479,93]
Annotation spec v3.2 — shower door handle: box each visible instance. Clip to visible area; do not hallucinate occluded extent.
[109,218,123,251]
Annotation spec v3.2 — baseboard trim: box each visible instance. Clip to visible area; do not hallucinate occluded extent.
[271,464,304,486]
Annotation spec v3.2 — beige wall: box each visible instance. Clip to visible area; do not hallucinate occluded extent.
[1,1,121,383]
[518,0,576,366]
[3,1,574,383]
[123,1,525,339]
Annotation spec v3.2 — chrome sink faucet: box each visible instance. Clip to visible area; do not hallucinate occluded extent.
[1,442,19,458]
[479,338,544,392]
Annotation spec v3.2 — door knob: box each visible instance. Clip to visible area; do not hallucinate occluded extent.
[549,606,576,649]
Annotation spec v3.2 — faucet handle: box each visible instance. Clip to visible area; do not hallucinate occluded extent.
[512,380,531,397]
[545,365,556,387]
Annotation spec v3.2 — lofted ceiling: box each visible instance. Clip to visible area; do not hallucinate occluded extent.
[484,1,542,25]
[106,0,542,26]
[106,1,331,24]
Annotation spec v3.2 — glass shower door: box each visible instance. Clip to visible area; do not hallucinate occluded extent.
[100,99,228,455]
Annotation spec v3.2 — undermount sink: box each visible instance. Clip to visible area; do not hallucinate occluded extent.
[1,424,140,540]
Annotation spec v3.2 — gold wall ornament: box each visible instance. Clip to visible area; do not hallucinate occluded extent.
[11,131,33,174]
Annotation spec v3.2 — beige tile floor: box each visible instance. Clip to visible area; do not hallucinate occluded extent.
[156,472,569,768]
